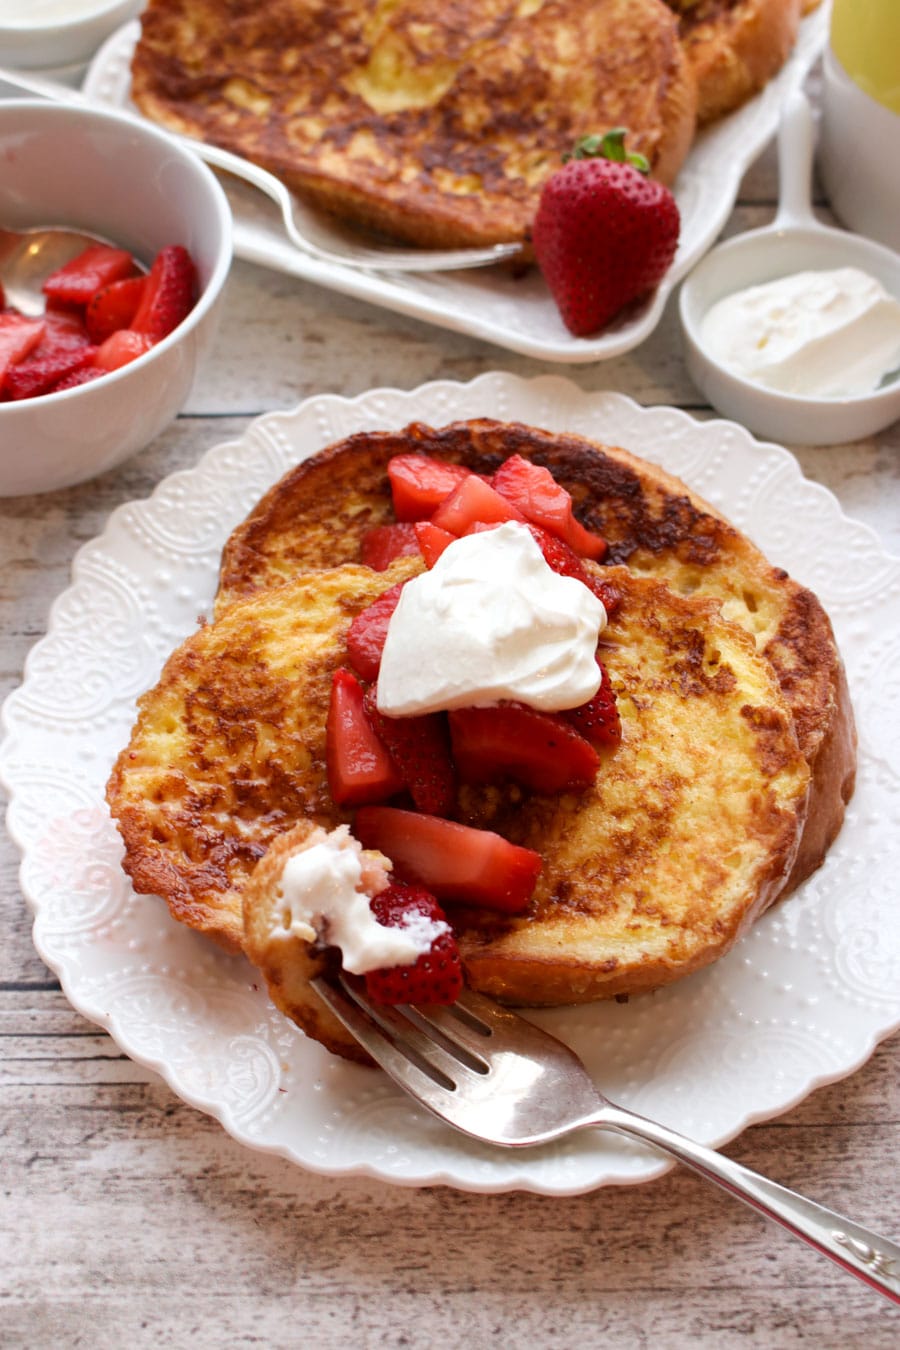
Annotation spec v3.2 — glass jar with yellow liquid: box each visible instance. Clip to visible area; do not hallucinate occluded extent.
[820,0,900,250]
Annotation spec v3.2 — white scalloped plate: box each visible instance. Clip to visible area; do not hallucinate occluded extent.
[3,373,899,1195]
[80,9,828,363]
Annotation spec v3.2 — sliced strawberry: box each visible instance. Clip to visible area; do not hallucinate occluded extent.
[346,581,405,682]
[355,806,542,914]
[33,308,92,355]
[326,668,403,807]
[523,524,621,617]
[414,520,457,567]
[5,345,97,401]
[563,660,621,747]
[360,522,421,571]
[85,275,148,345]
[449,702,599,792]
[431,473,526,536]
[42,245,136,307]
[364,688,456,817]
[387,453,472,521]
[130,244,197,341]
[49,365,104,394]
[492,455,606,560]
[0,315,46,391]
[364,882,463,1006]
[93,329,155,372]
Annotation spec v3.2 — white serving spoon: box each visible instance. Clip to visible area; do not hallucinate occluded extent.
[679,90,900,445]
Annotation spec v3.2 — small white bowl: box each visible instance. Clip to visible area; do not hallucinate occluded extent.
[0,99,232,496]
[679,93,900,447]
[0,0,142,71]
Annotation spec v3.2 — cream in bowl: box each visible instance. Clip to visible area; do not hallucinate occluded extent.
[0,1,143,72]
[679,92,900,446]
[698,266,900,399]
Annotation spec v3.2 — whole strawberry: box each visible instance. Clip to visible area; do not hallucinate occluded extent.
[533,129,680,337]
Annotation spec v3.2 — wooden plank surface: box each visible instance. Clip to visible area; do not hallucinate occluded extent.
[2,134,899,1349]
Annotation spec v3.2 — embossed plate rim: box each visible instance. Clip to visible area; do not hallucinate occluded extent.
[2,371,899,1195]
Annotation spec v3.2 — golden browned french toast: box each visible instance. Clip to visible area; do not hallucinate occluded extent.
[106,555,423,954]
[665,0,803,123]
[129,557,811,1062]
[130,0,697,248]
[216,419,856,898]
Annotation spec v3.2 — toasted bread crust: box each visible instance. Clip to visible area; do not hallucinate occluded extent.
[243,822,373,1064]
[668,0,803,123]
[131,0,696,248]
[106,555,423,953]
[217,418,856,898]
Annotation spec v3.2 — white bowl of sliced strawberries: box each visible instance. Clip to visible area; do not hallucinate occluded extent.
[0,100,231,495]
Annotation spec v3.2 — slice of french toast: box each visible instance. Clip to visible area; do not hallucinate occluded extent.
[106,551,809,1059]
[130,0,696,248]
[665,0,804,124]
[106,555,422,954]
[216,419,856,898]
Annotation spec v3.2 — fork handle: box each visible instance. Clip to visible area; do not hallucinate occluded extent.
[596,1104,900,1303]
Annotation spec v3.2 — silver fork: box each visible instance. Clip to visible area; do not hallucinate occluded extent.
[312,976,900,1304]
[0,66,521,274]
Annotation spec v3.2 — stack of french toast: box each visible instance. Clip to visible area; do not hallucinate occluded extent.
[128,0,821,249]
[106,422,855,1063]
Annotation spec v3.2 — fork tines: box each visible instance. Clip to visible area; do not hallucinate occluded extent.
[312,975,496,1091]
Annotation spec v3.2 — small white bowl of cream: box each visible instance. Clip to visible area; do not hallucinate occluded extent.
[0,0,142,75]
[679,92,900,446]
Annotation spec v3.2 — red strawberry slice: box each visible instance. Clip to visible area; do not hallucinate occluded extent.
[414,520,457,566]
[130,244,197,342]
[346,581,405,682]
[364,688,456,817]
[522,524,620,617]
[5,345,97,401]
[491,454,606,560]
[533,130,680,337]
[431,473,526,535]
[85,275,148,345]
[42,245,136,307]
[387,453,472,521]
[93,329,155,372]
[326,668,403,807]
[0,315,46,391]
[33,309,92,355]
[49,365,104,394]
[360,522,421,571]
[563,660,621,748]
[363,881,463,1006]
[449,702,599,792]
[355,806,542,914]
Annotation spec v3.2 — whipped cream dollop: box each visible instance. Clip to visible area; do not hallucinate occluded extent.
[700,266,900,398]
[272,825,445,973]
[376,521,606,717]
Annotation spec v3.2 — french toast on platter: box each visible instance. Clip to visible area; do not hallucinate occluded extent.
[217,419,856,898]
[129,0,697,248]
[665,0,805,123]
[107,551,810,1059]
[106,419,855,1064]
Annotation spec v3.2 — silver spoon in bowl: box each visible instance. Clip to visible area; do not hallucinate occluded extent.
[0,226,118,315]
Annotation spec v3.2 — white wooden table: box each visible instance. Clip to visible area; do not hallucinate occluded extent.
[3,139,899,1349]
